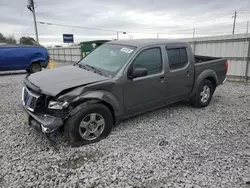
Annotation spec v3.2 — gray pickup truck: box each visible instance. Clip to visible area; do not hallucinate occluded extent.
[22,39,227,144]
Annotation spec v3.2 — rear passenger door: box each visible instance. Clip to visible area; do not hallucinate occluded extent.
[164,45,194,101]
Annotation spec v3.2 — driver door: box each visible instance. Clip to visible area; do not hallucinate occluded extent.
[123,46,166,116]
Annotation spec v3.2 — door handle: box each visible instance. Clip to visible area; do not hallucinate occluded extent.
[186,70,190,76]
[159,76,164,83]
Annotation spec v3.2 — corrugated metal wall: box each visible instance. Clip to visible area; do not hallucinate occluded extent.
[184,34,250,79]
[48,34,250,80]
[48,47,81,63]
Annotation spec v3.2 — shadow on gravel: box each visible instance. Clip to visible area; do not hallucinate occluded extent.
[117,101,191,126]
[45,101,192,147]
[0,71,27,76]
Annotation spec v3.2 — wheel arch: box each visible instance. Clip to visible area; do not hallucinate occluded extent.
[30,58,44,65]
[189,69,218,98]
[68,91,122,125]
[206,76,217,92]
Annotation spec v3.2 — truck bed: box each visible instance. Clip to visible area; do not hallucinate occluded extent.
[194,55,227,85]
[194,55,221,64]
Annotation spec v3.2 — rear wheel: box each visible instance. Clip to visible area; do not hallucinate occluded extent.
[64,102,113,145]
[191,79,214,108]
[30,63,42,73]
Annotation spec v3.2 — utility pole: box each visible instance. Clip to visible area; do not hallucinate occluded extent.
[232,11,237,35]
[247,21,249,35]
[116,31,126,40]
[157,33,159,39]
[193,28,196,54]
[27,0,39,45]
[192,28,195,39]
[245,21,250,83]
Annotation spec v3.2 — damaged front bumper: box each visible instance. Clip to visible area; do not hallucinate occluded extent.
[22,86,64,134]
[23,106,63,133]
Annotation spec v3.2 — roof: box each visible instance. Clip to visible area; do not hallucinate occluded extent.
[80,40,111,44]
[108,39,187,47]
[0,44,42,48]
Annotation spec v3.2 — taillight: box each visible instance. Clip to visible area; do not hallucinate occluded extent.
[225,60,228,73]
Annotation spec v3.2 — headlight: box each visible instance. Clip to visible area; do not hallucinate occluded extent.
[48,101,68,110]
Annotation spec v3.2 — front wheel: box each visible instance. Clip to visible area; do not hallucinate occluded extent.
[30,63,42,73]
[191,79,214,108]
[64,102,113,145]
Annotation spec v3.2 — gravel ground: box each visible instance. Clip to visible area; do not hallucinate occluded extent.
[0,68,250,188]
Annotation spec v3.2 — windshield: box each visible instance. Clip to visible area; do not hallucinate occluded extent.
[78,43,136,76]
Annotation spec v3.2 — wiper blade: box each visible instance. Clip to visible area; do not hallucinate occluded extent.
[78,64,88,70]
[85,65,107,76]
[78,64,109,77]
[85,64,99,71]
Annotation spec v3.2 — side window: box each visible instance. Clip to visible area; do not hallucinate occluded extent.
[167,48,188,69]
[180,48,188,64]
[133,48,162,75]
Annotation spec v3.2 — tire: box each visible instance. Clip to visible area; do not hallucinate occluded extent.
[26,69,31,73]
[64,102,113,145]
[191,79,214,108]
[30,63,42,73]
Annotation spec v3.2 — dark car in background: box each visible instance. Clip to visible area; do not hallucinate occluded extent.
[0,45,49,73]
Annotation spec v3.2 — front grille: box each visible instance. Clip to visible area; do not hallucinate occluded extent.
[29,97,37,109]
[36,96,46,109]
[22,87,40,111]
[23,89,29,105]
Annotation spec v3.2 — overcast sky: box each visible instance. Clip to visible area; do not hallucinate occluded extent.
[0,0,250,46]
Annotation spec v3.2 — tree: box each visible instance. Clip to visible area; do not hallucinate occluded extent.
[5,35,17,44]
[0,33,6,43]
[0,33,16,44]
[19,37,37,45]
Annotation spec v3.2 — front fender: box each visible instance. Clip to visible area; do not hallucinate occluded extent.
[189,69,218,98]
[70,90,122,123]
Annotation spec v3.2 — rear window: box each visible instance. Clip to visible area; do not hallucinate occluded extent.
[167,48,188,69]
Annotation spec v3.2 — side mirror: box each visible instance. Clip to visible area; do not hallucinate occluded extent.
[131,67,148,79]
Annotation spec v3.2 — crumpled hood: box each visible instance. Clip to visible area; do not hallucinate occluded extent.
[26,65,109,96]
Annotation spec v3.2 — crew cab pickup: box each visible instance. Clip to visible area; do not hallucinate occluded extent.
[0,45,49,73]
[22,39,228,145]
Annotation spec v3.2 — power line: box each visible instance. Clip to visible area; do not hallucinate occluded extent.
[38,21,119,33]
[37,12,236,34]
[24,21,34,33]
[28,21,250,36]
[37,21,249,38]
[16,4,26,26]
[159,22,243,34]
[37,11,247,37]
[14,21,34,35]
[238,10,250,13]
[38,21,157,35]
[34,11,249,38]
[164,12,233,29]
[150,13,235,32]
[156,19,248,35]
